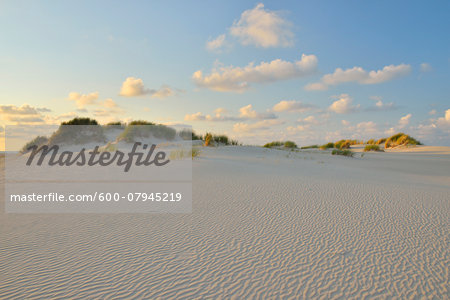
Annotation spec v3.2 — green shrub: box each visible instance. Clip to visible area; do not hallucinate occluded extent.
[284,141,297,148]
[264,141,283,148]
[319,142,335,150]
[366,139,375,145]
[300,145,319,149]
[62,117,99,125]
[364,145,384,152]
[212,134,229,145]
[331,149,354,157]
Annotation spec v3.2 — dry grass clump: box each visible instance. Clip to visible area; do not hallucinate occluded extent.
[263,141,297,149]
[366,139,375,145]
[331,149,354,157]
[376,138,386,145]
[384,133,422,148]
[170,147,201,160]
[203,133,239,146]
[364,145,384,152]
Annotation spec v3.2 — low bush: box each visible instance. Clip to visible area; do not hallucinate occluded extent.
[264,141,283,148]
[284,141,297,148]
[300,145,319,149]
[331,149,354,157]
[364,145,383,152]
[319,142,335,150]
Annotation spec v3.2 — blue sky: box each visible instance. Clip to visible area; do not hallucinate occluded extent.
[1,0,449,146]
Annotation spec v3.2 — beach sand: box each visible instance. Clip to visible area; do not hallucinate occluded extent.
[0,146,448,298]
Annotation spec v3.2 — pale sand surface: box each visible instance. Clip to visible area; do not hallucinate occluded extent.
[0,147,449,298]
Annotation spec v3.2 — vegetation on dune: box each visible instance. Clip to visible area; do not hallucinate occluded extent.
[366,139,376,145]
[170,147,201,160]
[204,133,213,146]
[61,117,99,125]
[284,141,297,148]
[264,141,283,148]
[319,142,335,150]
[49,118,105,145]
[263,141,297,149]
[364,145,384,152]
[376,138,386,145]
[300,145,319,149]
[178,129,202,141]
[331,149,354,157]
[118,122,176,142]
[384,133,422,148]
[21,136,49,153]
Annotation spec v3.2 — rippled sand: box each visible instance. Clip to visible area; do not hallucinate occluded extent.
[0,147,449,298]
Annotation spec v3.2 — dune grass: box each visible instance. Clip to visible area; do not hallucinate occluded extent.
[300,145,319,149]
[384,133,422,148]
[118,122,176,142]
[169,147,201,160]
[376,138,386,145]
[264,141,283,148]
[331,149,354,157]
[364,145,384,152]
[319,142,335,150]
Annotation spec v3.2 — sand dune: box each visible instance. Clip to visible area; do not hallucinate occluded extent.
[0,147,449,298]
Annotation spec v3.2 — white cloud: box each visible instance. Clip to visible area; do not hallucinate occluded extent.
[68,92,99,108]
[305,64,411,91]
[328,94,360,114]
[229,3,293,48]
[184,105,276,122]
[298,115,320,125]
[193,54,318,92]
[206,34,227,52]
[0,104,50,115]
[119,77,150,97]
[233,119,284,132]
[272,100,314,113]
[239,104,276,119]
[120,77,180,98]
[398,113,412,128]
[428,109,437,115]
[341,120,350,126]
[420,63,432,72]
[356,121,378,133]
[366,96,396,111]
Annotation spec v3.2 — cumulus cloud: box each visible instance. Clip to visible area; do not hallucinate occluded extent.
[328,94,360,114]
[0,104,51,115]
[428,109,437,115]
[366,96,396,111]
[68,92,99,108]
[229,3,293,48]
[185,105,276,122]
[420,63,432,72]
[193,54,318,92]
[120,77,180,98]
[119,77,150,97]
[356,121,378,134]
[206,34,227,52]
[272,100,314,113]
[305,64,411,91]
[239,104,276,119]
[0,104,51,124]
[398,113,412,128]
[298,115,320,125]
[233,119,284,132]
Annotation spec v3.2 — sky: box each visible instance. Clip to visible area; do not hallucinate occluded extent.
[1,0,449,147]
